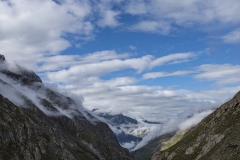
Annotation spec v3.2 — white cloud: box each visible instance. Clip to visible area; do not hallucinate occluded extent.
[0,0,94,69]
[143,70,193,79]
[124,0,240,33]
[46,55,152,83]
[79,50,130,62]
[93,77,138,87]
[178,110,213,131]
[95,0,122,28]
[130,21,171,34]
[125,0,147,15]
[46,52,195,84]
[97,10,121,28]
[222,28,240,44]
[195,64,240,84]
[59,83,240,123]
[121,141,136,149]
[129,45,137,50]
[151,52,195,67]
[37,50,130,72]
[134,108,214,150]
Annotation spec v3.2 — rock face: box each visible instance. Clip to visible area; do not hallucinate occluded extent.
[0,56,132,160]
[0,54,5,61]
[15,65,42,83]
[0,55,42,83]
[152,91,240,160]
[98,113,138,125]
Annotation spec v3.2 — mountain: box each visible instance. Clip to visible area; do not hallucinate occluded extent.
[93,111,162,151]
[0,55,132,160]
[152,90,240,160]
[98,113,138,125]
[140,116,162,125]
[95,112,143,150]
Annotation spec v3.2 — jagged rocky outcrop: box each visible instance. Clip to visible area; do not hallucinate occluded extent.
[152,91,240,160]
[98,113,138,125]
[14,65,42,83]
[140,117,162,125]
[0,54,42,83]
[0,54,5,61]
[0,55,132,160]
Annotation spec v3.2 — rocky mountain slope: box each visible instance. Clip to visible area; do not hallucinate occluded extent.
[0,55,132,160]
[152,90,240,160]
[98,113,138,125]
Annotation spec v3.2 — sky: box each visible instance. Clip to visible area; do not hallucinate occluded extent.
[1,0,240,123]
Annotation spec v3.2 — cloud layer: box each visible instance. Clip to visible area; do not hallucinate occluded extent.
[1,0,240,67]
[0,0,93,64]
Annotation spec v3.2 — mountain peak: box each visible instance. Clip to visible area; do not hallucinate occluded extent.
[0,54,5,62]
[0,55,42,83]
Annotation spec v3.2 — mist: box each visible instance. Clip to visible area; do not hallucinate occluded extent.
[0,69,99,124]
[133,107,216,150]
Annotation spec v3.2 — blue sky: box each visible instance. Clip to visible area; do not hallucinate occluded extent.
[1,0,240,122]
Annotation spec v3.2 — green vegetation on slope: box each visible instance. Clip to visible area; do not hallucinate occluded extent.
[160,130,186,151]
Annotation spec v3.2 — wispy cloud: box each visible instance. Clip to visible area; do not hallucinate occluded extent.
[97,10,121,28]
[222,28,240,44]
[151,52,196,67]
[37,50,130,72]
[125,0,240,27]
[129,45,137,50]
[195,64,240,84]
[46,52,196,84]
[129,21,171,34]
[143,70,193,79]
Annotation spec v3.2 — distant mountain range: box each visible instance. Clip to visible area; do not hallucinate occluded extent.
[92,110,162,151]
